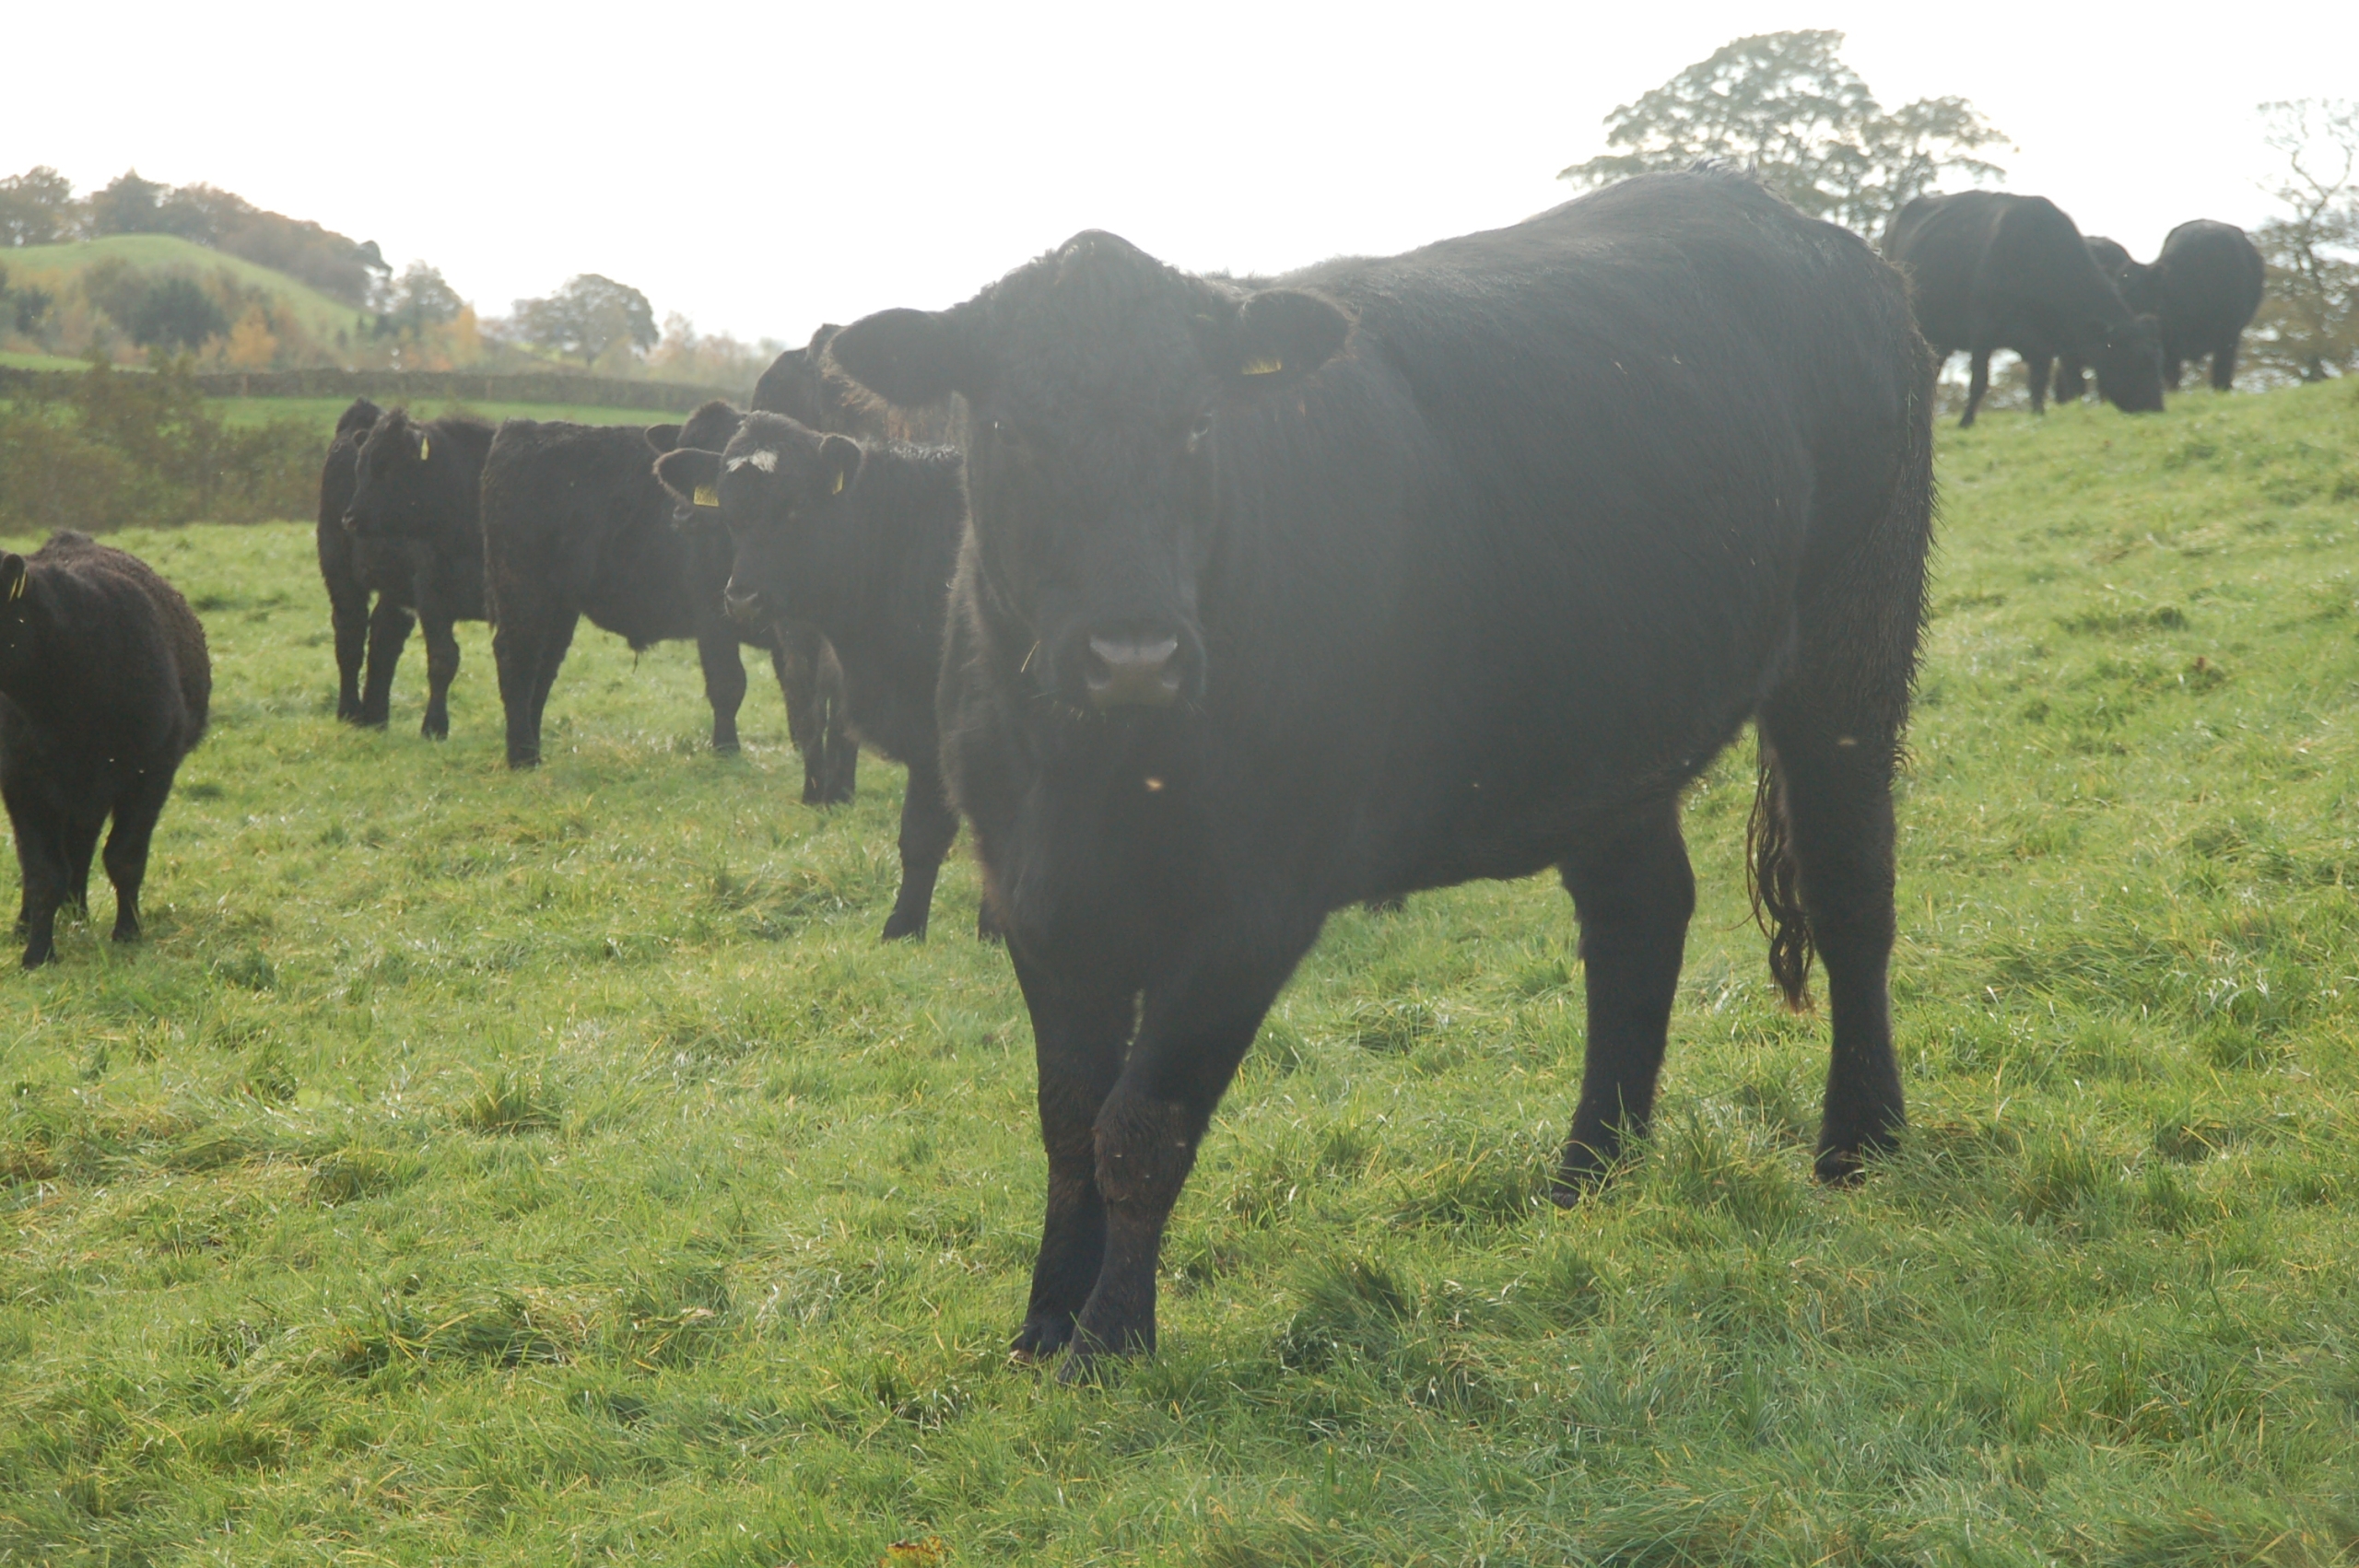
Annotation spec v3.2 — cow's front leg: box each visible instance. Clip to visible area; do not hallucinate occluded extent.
[1062,931,1314,1377]
[1009,948,1131,1361]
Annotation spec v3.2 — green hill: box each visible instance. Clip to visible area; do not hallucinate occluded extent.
[6,232,370,345]
[1,382,2357,1564]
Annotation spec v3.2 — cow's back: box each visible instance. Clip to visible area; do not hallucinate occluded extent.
[2157,220,2264,334]
[28,532,209,750]
[482,419,697,640]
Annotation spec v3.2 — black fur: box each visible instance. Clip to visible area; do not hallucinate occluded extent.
[2051,239,2158,404]
[1885,191,2165,427]
[313,397,422,725]
[342,407,495,737]
[0,533,210,967]
[654,415,988,941]
[2152,220,2265,392]
[481,417,804,768]
[648,404,859,805]
[828,168,1936,1370]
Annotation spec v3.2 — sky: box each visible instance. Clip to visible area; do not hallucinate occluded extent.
[6,0,2354,345]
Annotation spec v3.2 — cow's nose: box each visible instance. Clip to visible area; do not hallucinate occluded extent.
[723,586,767,626]
[340,509,360,533]
[1085,635,1182,708]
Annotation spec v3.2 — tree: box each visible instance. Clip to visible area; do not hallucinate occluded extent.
[377,262,466,338]
[88,170,170,236]
[123,276,229,352]
[509,274,658,368]
[2246,99,2359,382]
[0,166,77,247]
[1558,31,2007,238]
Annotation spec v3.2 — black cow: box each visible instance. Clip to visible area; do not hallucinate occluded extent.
[1885,191,2164,426]
[2153,219,2265,391]
[341,409,494,738]
[0,532,210,967]
[755,322,969,448]
[314,396,419,725]
[827,168,1935,1371]
[653,413,983,942]
[645,404,858,805]
[2052,238,2157,404]
[482,416,817,769]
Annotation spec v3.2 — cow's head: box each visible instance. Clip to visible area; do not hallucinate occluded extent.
[344,408,440,537]
[646,400,746,526]
[2090,314,2165,415]
[649,412,862,630]
[827,230,1350,714]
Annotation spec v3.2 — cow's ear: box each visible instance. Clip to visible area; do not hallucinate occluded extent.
[814,434,863,501]
[645,423,684,454]
[828,307,980,406]
[1205,288,1351,387]
[0,554,24,607]
[652,448,725,513]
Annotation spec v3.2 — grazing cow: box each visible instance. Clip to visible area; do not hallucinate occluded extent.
[1886,191,2164,426]
[341,409,494,738]
[314,396,419,725]
[0,532,210,967]
[827,168,1935,1371]
[2153,219,2265,391]
[482,416,813,768]
[645,404,859,805]
[653,413,985,942]
[2052,239,2157,404]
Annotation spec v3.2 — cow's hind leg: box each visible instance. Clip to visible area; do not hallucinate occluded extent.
[1009,949,1132,1362]
[880,755,958,941]
[358,596,414,729]
[1553,797,1696,1199]
[63,813,102,914]
[101,768,176,943]
[2211,335,2239,392]
[2025,352,2051,415]
[1960,349,1991,427]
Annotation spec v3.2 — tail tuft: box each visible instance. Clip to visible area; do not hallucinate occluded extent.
[1747,739,1814,1011]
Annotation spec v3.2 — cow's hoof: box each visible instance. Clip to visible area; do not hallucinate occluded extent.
[1010,1313,1076,1363]
[879,912,928,942]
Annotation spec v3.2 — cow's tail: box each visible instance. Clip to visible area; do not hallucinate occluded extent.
[1746,740,1813,1012]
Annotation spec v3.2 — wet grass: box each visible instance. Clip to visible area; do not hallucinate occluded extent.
[4,380,2359,1564]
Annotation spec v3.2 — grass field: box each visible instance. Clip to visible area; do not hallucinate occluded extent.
[5,380,2359,1566]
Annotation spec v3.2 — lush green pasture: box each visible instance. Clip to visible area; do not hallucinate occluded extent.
[5,382,2359,1566]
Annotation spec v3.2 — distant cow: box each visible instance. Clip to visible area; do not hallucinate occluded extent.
[481,416,817,768]
[644,402,858,804]
[654,413,981,942]
[0,532,210,967]
[2153,219,2265,391]
[1886,191,2164,426]
[341,409,495,738]
[2053,238,2157,404]
[755,323,969,448]
[314,396,417,724]
[827,168,1934,1371]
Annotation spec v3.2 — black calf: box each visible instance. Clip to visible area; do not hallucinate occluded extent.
[0,533,210,967]
[342,408,494,737]
[653,413,983,942]
[314,396,419,725]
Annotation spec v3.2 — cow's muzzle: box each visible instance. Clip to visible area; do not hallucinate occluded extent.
[723,585,768,626]
[1084,635,1182,709]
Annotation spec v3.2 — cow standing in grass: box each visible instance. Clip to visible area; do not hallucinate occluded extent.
[0,532,210,967]
[827,167,1936,1373]
[1886,191,2164,426]
[2052,239,2157,405]
[644,402,859,805]
[653,413,985,942]
[2152,220,2265,391]
[481,416,821,769]
[341,409,493,738]
[314,396,419,724]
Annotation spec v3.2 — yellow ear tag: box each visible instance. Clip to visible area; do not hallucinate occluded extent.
[831,471,844,496]
[1240,356,1284,376]
[692,485,720,509]
[419,436,430,462]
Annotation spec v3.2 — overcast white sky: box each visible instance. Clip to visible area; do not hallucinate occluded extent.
[6,1,2353,343]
